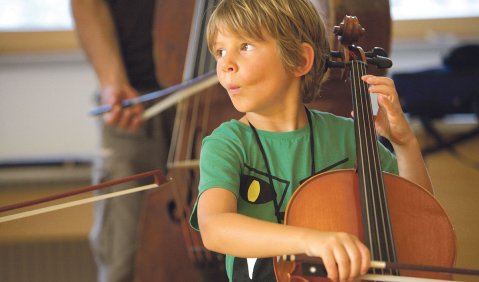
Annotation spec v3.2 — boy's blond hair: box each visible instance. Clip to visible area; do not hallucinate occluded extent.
[207,0,330,103]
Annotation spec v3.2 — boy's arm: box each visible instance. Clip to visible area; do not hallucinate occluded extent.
[197,188,370,282]
[392,138,434,194]
[362,75,433,194]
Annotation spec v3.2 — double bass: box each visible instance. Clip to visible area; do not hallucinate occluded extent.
[274,15,456,282]
[135,0,235,281]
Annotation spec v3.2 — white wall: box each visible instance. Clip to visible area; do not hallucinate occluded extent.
[0,51,98,162]
[390,41,474,74]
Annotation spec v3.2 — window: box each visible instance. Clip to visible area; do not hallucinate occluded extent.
[1,0,479,32]
[0,0,73,31]
[391,0,479,20]
[0,0,477,53]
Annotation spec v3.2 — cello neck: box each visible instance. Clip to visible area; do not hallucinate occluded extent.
[350,58,384,181]
[350,57,397,265]
[330,14,398,264]
[328,12,399,266]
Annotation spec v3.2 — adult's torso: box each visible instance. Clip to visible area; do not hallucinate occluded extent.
[108,0,159,90]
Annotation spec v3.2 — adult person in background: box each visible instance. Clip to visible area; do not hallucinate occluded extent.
[71,0,175,281]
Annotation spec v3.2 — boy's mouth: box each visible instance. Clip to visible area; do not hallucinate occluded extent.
[227,85,241,94]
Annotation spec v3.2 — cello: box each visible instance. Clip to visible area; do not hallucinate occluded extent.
[274,15,457,281]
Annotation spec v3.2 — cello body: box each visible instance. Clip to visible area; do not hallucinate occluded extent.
[278,170,456,281]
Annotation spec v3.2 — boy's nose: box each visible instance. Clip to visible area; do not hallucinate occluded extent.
[220,55,237,73]
[224,65,236,72]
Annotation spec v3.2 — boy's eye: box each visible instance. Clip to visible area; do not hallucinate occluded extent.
[216,48,226,58]
[241,43,254,51]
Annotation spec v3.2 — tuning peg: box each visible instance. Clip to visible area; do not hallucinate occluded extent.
[370,47,388,58]
[365,47,392,69]
[367,56,392,69]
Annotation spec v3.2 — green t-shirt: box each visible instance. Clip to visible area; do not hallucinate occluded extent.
[190,109,398,281]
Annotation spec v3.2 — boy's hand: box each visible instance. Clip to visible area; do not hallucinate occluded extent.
[362,75,414,146]
[303,230,370,282]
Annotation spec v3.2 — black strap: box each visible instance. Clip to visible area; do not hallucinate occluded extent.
[248,107,315,223]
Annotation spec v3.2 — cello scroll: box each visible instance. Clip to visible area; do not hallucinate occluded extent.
[327,15,391,70]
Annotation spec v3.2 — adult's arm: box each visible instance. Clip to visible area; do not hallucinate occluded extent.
[71,0,142,131]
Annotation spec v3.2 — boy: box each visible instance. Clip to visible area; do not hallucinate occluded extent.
[190,0,433,281]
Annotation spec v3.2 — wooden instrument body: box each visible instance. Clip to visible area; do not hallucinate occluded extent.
[135,180,205,282]
[135,1,235,281]
[276,169,456,281]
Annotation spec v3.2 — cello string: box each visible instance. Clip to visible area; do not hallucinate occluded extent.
[362,60,390,265]
[198,0,217,142]
[185,0,207,161]
[358,59,398,272]
[360,60,398,266]
[200,88,212,139]
[167,0,205,168]
[163,0,202,263]
[357,60,382,264]
[168,0,219,264]
[170,168,205,263]
[353,58,395,270]
[359,60,385,267]
[350,59,377,263]
[186,93,201,162]
[167,91,187,168]
[358,59,394,267]
[356,59,384,264]
[191,0,219,263]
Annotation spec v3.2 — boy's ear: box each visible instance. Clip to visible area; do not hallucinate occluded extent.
[294,43,314,77]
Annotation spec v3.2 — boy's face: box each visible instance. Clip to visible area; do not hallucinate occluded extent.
[213,26,301,115]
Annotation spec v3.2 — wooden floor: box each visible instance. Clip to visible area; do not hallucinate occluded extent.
[415,118,479,282]
[0,166,96,282]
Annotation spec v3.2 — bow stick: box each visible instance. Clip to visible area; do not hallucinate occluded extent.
[89,70,219,121]
[357,274,461,282]
[282,254,479,279]
[0,169,169,223]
